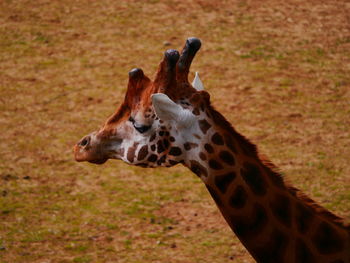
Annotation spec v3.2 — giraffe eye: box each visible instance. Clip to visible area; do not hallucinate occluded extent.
[129,116,151,133]
[133,123,151,133]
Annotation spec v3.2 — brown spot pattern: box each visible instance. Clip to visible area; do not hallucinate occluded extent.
[295,202,314,234]
[209,159,223,170]
[147,154,157,162]
[230,203,268,241]
[204,143,214,153]
[212,132,224,145]
[219,150,235,165]
[192,108,200,115]
[225,136,237,153]
[193,133,201,139]
[241,162,266,196]
[230,185,247,209]
[157,140,165,153]
[137,145,148,161]
[312,222,344,254]
[295,238,316,263]
[206,185,223,207]
[190,160,208,178]
[157,155,166,165]
[163,139,169,148]
[169,160,178,166]
[252,229,289,263]
[184,142,198,151]
[214,172,236,193]
[149,133,156,142]
[199,119,211,134]
[199,152,207,161]
[127,143,138,163]
[270,193,291,227]
[169,147,182,156]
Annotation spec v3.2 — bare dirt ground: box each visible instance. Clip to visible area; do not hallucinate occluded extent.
[0,0,349,262]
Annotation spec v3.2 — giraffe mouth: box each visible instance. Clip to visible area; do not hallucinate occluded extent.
[73,142,109,165]
[74,149,108,165]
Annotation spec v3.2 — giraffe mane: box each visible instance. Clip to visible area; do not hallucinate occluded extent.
[288,186,350,230]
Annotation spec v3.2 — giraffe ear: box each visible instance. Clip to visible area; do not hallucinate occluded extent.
[192,72,204,91]
[151,93,195,127]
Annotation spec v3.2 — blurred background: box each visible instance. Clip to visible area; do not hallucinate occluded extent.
[0,0,349,262]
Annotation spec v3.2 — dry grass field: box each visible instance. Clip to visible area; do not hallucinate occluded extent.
[1,0,349,262]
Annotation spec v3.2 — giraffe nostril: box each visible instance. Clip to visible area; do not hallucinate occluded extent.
[79,136,90,148]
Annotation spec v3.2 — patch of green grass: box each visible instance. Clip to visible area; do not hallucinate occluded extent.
[65,242,90,252]
[33,32,51,44]
[238,45,282,60]
[21,231,49,243]
[73,255,92,263]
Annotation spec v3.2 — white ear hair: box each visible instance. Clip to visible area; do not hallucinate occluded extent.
[151,93,195,128]
[192,72,204,91]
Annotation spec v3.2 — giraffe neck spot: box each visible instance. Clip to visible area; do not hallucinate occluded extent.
[169,147,182,156]
[270,193,292,227]
[218,150,235,166]
[214,172,236,193]
[199,119,211,134]
[189,160,208,178]
[184,142,198,151]
[208,159,224,170]
[229,185,247,209]
[204,143,214,153]
[211,132,224,145]
[295,202,314,234]
[241,162,267,196]
[312,222,344,254]
[252,228,289,263]
[295,238,316,263]
[230,203,268,241]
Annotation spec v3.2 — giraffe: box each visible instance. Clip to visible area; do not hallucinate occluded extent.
[74,38,350,263]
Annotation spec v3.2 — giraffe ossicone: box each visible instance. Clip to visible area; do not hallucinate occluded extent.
[74,38,350,263]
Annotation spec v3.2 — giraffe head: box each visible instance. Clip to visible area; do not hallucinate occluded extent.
[74,38,212,168]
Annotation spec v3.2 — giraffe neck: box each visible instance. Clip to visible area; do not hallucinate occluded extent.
[182,108,350,263]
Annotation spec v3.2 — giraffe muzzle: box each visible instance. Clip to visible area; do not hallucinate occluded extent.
[74,133,108,164]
